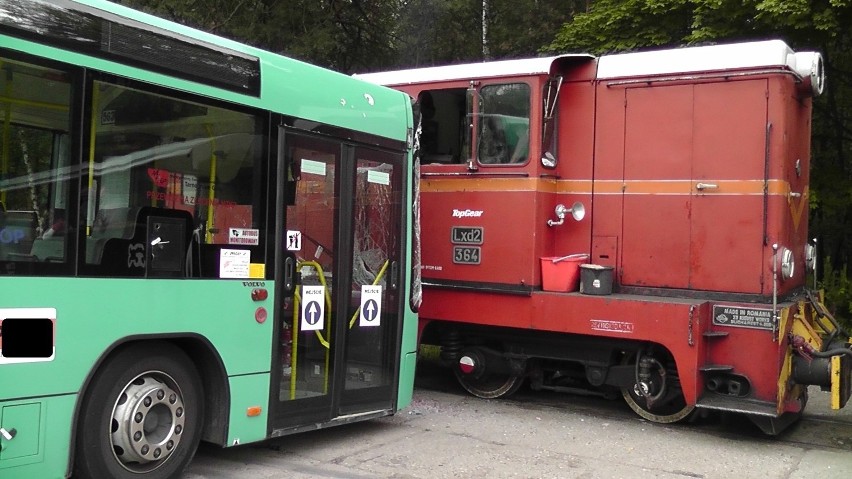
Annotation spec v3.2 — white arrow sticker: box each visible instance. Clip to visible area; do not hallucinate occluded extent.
[359,285,382,327]
[301,286,325,331]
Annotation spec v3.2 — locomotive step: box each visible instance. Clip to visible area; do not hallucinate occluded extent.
[695,394,778,417]
[702,331,729,338]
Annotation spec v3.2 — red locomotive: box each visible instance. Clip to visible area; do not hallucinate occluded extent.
[358,40,852,433]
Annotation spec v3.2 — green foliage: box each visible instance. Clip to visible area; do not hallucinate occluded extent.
[547,0,852,54]
[821,258,852,327]
[113,0,402,72]
[392,0,588,69]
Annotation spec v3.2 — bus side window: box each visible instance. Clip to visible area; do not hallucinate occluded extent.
[82,81,267,278]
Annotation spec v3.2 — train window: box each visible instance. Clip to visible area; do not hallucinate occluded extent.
[477,83,530,165]
[417,89,467,164]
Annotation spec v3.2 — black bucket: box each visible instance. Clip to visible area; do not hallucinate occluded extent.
[579,264,614,295]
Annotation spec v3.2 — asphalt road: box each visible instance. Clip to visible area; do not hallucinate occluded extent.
[184,363,852,478]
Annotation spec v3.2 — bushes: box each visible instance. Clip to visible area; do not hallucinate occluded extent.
[820,258,852,330]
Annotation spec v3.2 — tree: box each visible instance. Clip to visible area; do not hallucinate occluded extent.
[113,0,401,72]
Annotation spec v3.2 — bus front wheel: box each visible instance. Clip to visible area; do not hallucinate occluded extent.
[74,342,204,479]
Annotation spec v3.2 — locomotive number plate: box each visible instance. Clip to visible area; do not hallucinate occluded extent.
[453,246,481,264]
[451,226,483,245]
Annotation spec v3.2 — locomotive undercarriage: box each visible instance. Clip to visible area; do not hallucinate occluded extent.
[428,323,695,424]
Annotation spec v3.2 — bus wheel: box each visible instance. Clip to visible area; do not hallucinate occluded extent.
[74,342,203,479]
[621,350,694,423]
[453,349,524,399]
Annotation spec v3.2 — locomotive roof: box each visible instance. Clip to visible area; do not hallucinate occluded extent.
[357,40,815,86]
[596,40,805,79]
[355,55,594,86]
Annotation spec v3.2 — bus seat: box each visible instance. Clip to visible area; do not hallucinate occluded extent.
[87,207,142,264]
[0,210,38,261]
[99,237,144,276]
[96,207,194,277]
[30,237,65,262]
[91,207,141,239]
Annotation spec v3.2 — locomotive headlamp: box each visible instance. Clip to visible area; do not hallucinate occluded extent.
[779,247,795,280]
[805,243,816,271]
[793,51,825,97]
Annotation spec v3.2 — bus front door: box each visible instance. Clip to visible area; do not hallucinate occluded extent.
[272,129,403,430]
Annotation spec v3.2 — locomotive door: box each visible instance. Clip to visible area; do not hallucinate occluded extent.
[620,80,768,293]
[688,80,768,293]
[272,128,403,428]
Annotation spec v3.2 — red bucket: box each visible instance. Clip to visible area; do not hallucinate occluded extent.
[540,254,589,292]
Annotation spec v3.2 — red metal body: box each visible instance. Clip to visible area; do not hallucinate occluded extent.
[358,41,848,432]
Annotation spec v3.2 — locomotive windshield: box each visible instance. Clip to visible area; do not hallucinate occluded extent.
[476,83,530,165]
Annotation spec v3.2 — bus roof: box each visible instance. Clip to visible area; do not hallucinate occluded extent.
[1,0,412,143]
[355,55,594,86]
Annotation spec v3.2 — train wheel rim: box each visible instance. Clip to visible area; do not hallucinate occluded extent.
[453,367,524,399]
[621,351,694,423]
[621,387,695,423]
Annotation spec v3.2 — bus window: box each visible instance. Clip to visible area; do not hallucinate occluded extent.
[0,57,73,269]
[477,83,530,165]
[83,81,266,277]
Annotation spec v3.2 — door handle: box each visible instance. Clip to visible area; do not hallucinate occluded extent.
[283,256,295,293]
[695,182,718,191]
[0,427,16,441]
[389,260,399,290]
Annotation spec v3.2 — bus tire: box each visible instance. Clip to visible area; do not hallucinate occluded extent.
[74,342,204,479]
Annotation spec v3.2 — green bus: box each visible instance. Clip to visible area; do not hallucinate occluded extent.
[0,1,418,477]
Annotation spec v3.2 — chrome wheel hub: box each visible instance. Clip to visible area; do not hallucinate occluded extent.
[110,373,185,472]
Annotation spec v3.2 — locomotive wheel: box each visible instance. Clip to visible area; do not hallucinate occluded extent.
[74,342,203,479]
[453,367,524,399]
[621,353,694,424]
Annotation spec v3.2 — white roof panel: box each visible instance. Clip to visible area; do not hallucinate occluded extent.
[356,54,593,86]
[596,40,797,79]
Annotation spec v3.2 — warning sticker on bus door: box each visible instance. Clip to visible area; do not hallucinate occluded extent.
[0,308,56,364]
[359,285,382,327]
[301,286,325,331]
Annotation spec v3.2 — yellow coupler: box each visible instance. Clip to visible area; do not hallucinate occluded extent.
[778,291,852,412]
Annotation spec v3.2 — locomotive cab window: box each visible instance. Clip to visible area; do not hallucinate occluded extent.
[417,83,530,167]
[476,83,530,165]
[417,88,467,164]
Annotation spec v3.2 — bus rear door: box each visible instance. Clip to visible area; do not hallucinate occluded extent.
[271,128,405,431]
